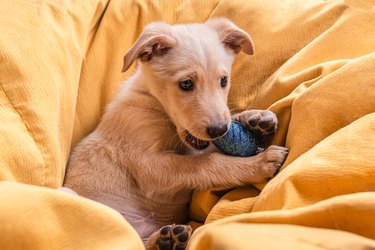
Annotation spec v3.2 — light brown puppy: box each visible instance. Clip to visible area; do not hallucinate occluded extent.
[63,18,288,250]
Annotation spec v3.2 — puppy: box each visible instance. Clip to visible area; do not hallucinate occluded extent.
[63,18,288,250]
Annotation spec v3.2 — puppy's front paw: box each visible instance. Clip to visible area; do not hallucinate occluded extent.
[234,110,278,136]
[146,224,192,250]
[259,145,289,178]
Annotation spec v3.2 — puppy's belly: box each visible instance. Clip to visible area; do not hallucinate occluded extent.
[70,187,189,240]
[119,196,190,241]
[121,201,189,242]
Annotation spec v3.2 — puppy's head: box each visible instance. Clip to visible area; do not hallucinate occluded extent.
[122,18,254,150]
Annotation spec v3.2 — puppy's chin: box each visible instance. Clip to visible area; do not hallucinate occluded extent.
[178,130,210,151]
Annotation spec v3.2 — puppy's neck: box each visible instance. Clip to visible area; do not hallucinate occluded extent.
[117,68,165,112]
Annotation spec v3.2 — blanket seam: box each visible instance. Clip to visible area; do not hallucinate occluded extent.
[208,0,223,19]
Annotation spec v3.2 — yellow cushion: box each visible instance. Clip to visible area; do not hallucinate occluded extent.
[0,181,144,249]
[1,0,375,249]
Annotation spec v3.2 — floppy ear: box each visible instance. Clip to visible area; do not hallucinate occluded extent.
[122,23,176,72]
[206,18,254,55]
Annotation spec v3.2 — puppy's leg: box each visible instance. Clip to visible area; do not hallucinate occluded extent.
[232,109,278,136]
[129,145,288,194]
[146,224,192,250]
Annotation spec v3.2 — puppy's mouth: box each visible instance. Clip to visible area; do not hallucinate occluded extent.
[184,130,210,150]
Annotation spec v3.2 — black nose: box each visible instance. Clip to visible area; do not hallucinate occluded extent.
[207,123,228,139]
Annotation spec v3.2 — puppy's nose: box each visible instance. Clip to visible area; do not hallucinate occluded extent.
[207,123,228,139]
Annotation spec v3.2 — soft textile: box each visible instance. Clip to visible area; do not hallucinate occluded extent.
[0,0,374,249]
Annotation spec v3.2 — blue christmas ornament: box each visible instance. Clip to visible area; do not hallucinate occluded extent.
[212,121,259,157]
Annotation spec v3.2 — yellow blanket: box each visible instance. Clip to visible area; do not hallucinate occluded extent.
[1,0,374,249]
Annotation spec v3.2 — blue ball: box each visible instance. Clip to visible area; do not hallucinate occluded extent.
[212,121,259,157]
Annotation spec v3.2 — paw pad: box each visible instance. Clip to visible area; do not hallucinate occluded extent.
[246,112,278,136]
[156,224,192,250]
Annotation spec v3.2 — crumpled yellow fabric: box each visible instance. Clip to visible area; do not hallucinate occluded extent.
[0,0,374,249]
[189,0,375,248]
[0,181,143,250]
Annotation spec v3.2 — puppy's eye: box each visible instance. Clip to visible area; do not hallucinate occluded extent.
[179,79,194,91]
[220,76,228,88]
